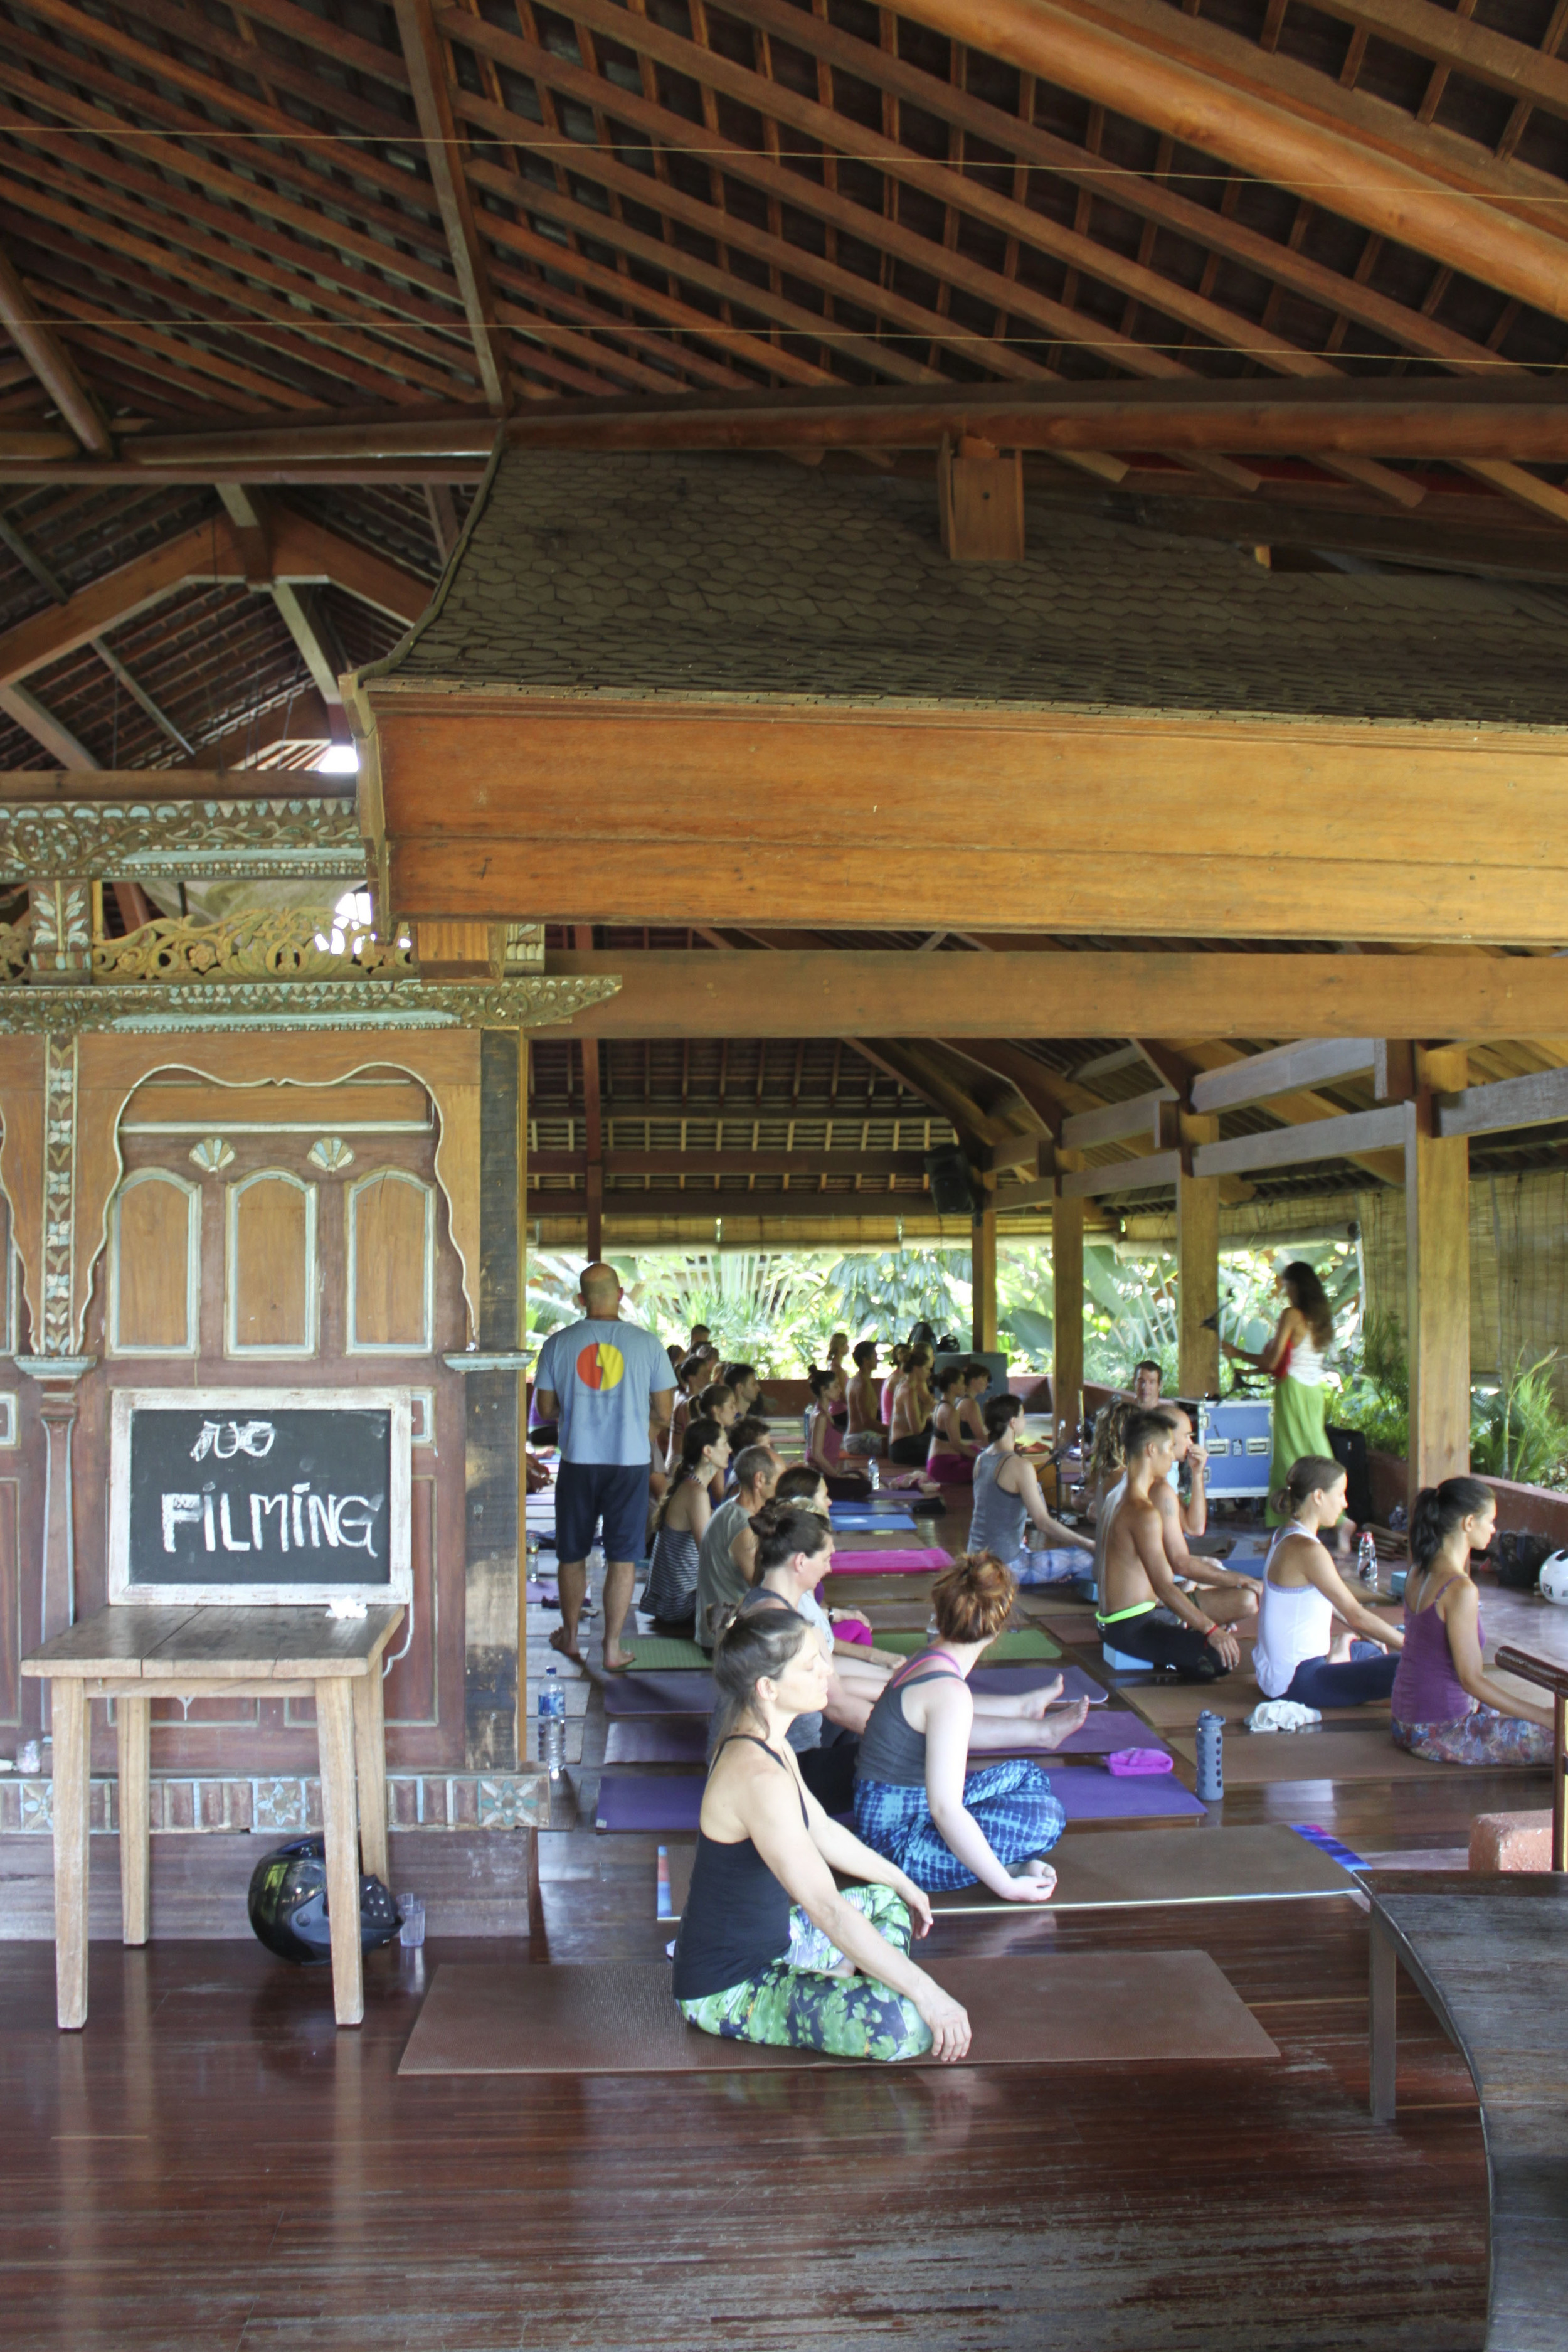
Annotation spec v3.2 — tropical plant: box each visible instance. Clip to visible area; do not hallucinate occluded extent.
[1470,1353,1568,1489]
[1328,1309,1409,1459]
[826,1248,972,1346]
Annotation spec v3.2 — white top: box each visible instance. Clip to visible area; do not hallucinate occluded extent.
[1253,1526,1334,1699]
[1286,1334,1327,1388]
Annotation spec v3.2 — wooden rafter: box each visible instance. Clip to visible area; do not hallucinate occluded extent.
[390,0,511,412]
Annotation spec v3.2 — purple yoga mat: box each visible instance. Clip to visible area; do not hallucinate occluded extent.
[603,1711,1160,1767]
[602,1671,715,1718]
[1051,1710,1169,1756]
[595,1762,1201,1834]
[971,1664,1109,1705]
[526,1580,559,1606]
[828,1548,952,1573]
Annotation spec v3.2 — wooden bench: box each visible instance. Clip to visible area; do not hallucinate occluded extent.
[23,1601,403,2032]
[1368,1875,1568,2352]
[1493,1643,1568,1870]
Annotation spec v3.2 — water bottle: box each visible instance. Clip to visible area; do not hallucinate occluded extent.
[1357,1530,1379,1587]
[538,1667,566,1774]
[1194,1708,1224,1804]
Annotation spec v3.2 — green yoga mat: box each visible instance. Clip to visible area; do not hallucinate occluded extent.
[618,1634,711,1671]
[873,1627,1061,1662]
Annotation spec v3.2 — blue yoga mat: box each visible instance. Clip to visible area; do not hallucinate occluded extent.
[830,1512,918,1531]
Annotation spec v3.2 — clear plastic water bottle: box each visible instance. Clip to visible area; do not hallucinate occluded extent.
[538,1667,566,1774]
[1357,1530,1379,1587]
[1194,1708,1224,1804]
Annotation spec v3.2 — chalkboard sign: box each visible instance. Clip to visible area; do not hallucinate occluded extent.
[109,1388,412,1606]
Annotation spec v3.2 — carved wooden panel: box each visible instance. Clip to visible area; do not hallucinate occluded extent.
[226,1171,317,1356]
[0,1480,18,1730]
[348,1170,434,1352]
[110,1170,199,1354]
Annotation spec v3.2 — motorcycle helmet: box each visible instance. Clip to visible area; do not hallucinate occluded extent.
[247,1833,401,1964]
[1539,1552,1568,1609]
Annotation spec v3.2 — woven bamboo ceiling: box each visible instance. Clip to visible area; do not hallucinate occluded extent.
[2,0,1568,769]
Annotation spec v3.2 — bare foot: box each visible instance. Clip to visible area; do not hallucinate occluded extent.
[1020,1860,1058,1890]
[1017,1674,1066,1719]
[603,1639,635,1673]
[549,1624,581,1663]
[1036,1700,1089,1750]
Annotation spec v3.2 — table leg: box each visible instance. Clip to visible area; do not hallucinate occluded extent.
[351,1666,389,1890]
[315,1678,364,2028]
[52,1678,90,2031]
[1552,1691,1565,1873]
[1370,1913,1398,2122]
[117,1695,151,1947]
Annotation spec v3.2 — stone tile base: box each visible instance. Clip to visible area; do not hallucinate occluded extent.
[0,1769,552,1836]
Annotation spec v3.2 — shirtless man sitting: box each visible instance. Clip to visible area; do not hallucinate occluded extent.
[1147,1406,1257,1623]
[1095,1411,1252,1681]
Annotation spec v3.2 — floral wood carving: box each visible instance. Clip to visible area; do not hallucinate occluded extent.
[0,799,366,882]
[92,909,414,984]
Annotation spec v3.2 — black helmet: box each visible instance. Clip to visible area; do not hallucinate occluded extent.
[247,1833,401,1966]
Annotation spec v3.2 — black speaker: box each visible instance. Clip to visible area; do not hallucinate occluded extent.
[924,1146,978,1218]
[1325,1424,1374,1528]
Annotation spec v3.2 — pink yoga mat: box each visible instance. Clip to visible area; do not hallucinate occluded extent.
[828,1547,952,1573]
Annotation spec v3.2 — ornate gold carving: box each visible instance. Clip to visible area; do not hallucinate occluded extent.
[0,798,364,882]
[0,914,30,983]
[92,908,415,984]
[0,974,622,1035]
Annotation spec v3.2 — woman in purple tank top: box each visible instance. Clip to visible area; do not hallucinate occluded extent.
[1391,1476,1555,1767]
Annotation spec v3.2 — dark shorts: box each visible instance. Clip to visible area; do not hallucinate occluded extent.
[555,1460,649,1565]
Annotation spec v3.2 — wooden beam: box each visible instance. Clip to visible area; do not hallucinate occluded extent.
[972,1198,998,1351]
[1061,1151,1184,1200]
[1177,1114,1221,1402]
[1190,1038,1377,1115]
[1052,1169,1084,1443]
[526,1190,938,1221]
[372,711,1568,945]
[529,1151,932,1179]
[1287,0,1568,130]
[1192,1105,1410,1179]
[1406,1047,1471,1503]
[0,240,111,456]
[1434,1065,1568,1139]
[536,952,1568,1040]
[889,0,1568,329]
[0,683,97,766]
[1061,1087,1173,1151]
[390,0,509,412]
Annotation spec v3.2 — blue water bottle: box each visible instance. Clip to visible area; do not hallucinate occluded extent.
[538,1666,566,1774]
[1194,1708,1224,1804]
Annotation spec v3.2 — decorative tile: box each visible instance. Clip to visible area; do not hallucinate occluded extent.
[252,1778,308,1831]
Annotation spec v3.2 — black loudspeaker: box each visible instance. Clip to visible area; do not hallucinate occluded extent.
[924,1146,979,1218]
[1325,1424,1374,1528]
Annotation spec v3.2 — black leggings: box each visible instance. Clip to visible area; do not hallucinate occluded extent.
[1101,1609,1227,1682]
[797,1728,861,1815]
[887,1427,931,1467]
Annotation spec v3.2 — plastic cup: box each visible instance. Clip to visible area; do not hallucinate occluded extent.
[396,1893,426,1948]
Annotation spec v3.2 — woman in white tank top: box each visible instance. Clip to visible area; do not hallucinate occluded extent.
[1254,1457,1402,1708]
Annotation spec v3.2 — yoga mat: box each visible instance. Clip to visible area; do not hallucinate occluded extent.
[971,1663,1108,1704]
[1016,1548,1096,1587]
[829,1512,918,1531]
[1166,1727,1475,1785]
[874,1627,1061,1663]
[829,1548,952,1574]
[602,1671,714,1718]
[618,1634,712,1671]
[596,1760,1200,1833]
[662,1821,1355,1921]
[1124,1682,1386,1732]
[398,1952,1278,2075]
[603,1709,1159,1769]
[526,1580,559,1606]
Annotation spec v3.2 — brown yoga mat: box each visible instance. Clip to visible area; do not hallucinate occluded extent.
[1166,1727,1459,1783]
[660,1823,1356,1922]
[1125,1682,1387,1732]
[398,1952,1279,2075]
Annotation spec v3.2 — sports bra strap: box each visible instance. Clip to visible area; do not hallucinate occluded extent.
[888,1647,966,1693]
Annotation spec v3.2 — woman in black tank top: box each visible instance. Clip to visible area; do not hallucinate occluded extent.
[671,1603,972,2063]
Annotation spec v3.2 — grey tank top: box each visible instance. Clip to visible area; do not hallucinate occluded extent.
[967,1447,1028,1561]
[645,1521,701,1620]
[855,1653,963,1787]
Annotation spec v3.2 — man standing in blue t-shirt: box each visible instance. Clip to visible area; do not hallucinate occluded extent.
[534,1262,674,1671]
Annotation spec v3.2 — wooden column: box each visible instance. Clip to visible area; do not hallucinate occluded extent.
[1051,1156,1085,1444]
[971,1194,997,1351]
[464,1029,521,1770]
[517,1033,529,1770]
[1406,1046,1470,1505]
[1177,1112,1221,1400]
[573,928,603,1259]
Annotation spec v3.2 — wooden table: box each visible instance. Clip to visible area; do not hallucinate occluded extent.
[22,1602,404,2031]
[1495,1642,1568,1870]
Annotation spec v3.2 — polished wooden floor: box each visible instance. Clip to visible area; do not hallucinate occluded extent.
[5,1508,1553,2352]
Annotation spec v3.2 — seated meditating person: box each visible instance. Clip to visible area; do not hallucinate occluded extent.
[667,1354,709,1463]
[968,1393,1094,1571]
[1391,1477,1556,1765]
[1143,1406,1258,1623]
[695,1443,779,1651]
[696,1381,738,1434]
[854,1553,1085,1899]
[826,1333,852,1427]
[805,1366,872,1499]
[670,1605,970,2063]
[725,1415,777,1480]
[1083,1397,1135,1518]
[738,1503,872,1809]
[644,1419,730,1631]
[1095,1411,1252,1680]
[842,1340,885,1457]
[880,1343,907,1435]
[887,1344,935,1467]
[926,1363,983,1490]
[1254,1455,1402,1708]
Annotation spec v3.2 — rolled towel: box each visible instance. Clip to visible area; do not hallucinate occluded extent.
[1247,1699,1324,1734]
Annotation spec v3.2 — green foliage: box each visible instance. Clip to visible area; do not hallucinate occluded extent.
[827,1249,972,1348]
[1470,1353,1568,1489]
[1328,1308,1409,1459]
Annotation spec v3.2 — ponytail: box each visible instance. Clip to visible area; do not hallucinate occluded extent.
[1269,1454,1345,1521]
[1409,1476,1493,1578]
[750,1500,832,1577]
[983,1392,1024,1442]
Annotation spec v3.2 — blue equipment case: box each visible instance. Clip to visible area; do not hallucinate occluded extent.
[1199,1397,1274,1499]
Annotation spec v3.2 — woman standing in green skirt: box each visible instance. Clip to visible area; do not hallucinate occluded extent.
[1222,1262,1337,1528]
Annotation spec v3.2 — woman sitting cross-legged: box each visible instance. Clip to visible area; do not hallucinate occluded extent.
[644,1418,729,1632]
[925,1363,983,1491]
[854,1553,1084,1900]
[671,1605,972,2063]
[1391,1476,1556,1766]
[969,1393,1093,1572]
[1254,1456,1403,1708]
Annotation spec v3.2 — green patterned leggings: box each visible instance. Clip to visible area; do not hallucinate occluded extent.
[677,1883,933,2062]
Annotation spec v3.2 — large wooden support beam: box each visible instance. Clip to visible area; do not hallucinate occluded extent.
[526,1189,941,1221]
[1193,1105,1411,1180]
[1189,1039,1377,1115]
[535,952,1568,1041]
[1434,1065,1568,1140]
[1406,1050,1471,1504]
[0,242,112,457]
[391,0,510,412]
[1061,1087,1174,1151]
[972,1198,998,1353]
[1052,1178,1084,1446]
[1061,1151,1184,1201]
[887,0,1568,329]
[369,708,1568,947]
[1177,1115,1221,1402]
